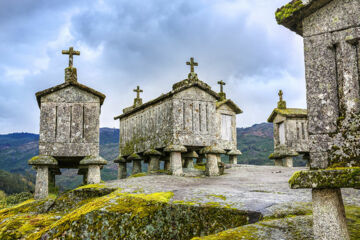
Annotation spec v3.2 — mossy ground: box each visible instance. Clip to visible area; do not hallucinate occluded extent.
[0,185,256,240]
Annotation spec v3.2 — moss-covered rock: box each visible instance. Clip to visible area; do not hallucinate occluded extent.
[289,167,360,189]
[0,186,261,240]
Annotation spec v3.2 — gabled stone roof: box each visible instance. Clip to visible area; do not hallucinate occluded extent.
[114,79,221,120]
[216,99,243,114]
[267,108,307,122]
[275,0,333,35]
[35,81,106,107]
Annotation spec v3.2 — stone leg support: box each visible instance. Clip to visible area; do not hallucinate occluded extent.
[312,188,349,240]
[283,157,293,167]
[35,166,49,200]
[83,172,88,185]
[170,152,183,176]
[118,162,127,179]
[87,165,101,184]
[148,156,160,172]
[132,160,142,175]
[196,155,204,164]
[229,155,238,164]
[205,153,220,176]
[184,158,194,169]
[164,161,171,171]
[274,159,283,166]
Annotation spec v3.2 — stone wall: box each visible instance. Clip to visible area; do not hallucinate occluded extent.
[39,86,100,157]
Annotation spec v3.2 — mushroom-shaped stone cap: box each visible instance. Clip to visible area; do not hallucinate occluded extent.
[227,149,242,156]
[200,146,226,154]
[183,151,199,158]
[143,149,162,156]
[164,145,187,153]
[127,153,142,161]
[114,155,127,163]
[80,156,107,166]
[28,155,58,166]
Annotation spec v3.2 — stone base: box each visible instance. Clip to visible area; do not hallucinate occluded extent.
[312,188,350,240]
[164,161,171,171]
[274,159,283,166]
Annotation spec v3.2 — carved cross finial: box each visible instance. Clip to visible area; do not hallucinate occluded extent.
[278,90,283,101]
[62,47,80,68]
[133,86,143,99]
[186,57,198,73]
[218,80,226,93]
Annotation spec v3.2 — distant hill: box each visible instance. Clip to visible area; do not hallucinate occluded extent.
[1,123,306,191]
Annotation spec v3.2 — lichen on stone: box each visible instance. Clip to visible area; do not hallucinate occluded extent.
[275,0,304,24]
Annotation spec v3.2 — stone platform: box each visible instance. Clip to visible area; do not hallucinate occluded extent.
[106,165,360,217]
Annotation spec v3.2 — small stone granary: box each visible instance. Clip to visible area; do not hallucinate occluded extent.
[276,0,360,239]
[267,90,309,167]
[28,47,107,199]
[114,58,242,177]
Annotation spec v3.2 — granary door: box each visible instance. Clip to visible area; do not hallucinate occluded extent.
[278,122,285,145]
[221,114,232,141]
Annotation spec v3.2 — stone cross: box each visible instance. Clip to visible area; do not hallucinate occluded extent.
[278,90,283,101]
[218,80,226,93]
[186,57,198,73]
[133,86,143,99]
[62,47,80,68]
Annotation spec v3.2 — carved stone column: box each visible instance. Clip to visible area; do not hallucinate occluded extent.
[227,149,242,165]
[200,146,225,176]
[183,151,198,169]
[114,155,127,179]
[283,157,293,167]
[28,155,58,199]
[164,145,187,176]
[128,153,142,175]
[79,156,107,184]
[144,149,162,172]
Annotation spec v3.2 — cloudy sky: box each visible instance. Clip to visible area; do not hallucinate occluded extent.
[0,0,305,134]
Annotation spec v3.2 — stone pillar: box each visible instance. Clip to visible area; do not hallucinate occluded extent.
[48,170,55,189]
[132,160,142,175]
[164,145,187,176]
[164,159,171,171]
[35,166,49,200]
[144,149,162,172]
[274,159,283,166]
[87,165,101,184]
[312,189,349,240]
[28,155,58,199]
[183,151,198,169]
[200,146,225,176]
[118,162,127,179]
[227,149,242,165]
[79,156,107,185]
[127,153,142,175]
[283,157,293,167]
[83,171,88,185]
[114,156,127,179]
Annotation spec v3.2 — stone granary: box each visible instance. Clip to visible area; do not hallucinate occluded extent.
[267,90,309,167]
[28,47,107,199]
[114,58,242,178]
[276,0,360,239]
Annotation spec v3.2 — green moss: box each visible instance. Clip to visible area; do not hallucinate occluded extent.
[194,164,206,171]
[275,0,304,24]
[129,173,147,178]
[76,184,106,190]
[207,194,227,201]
